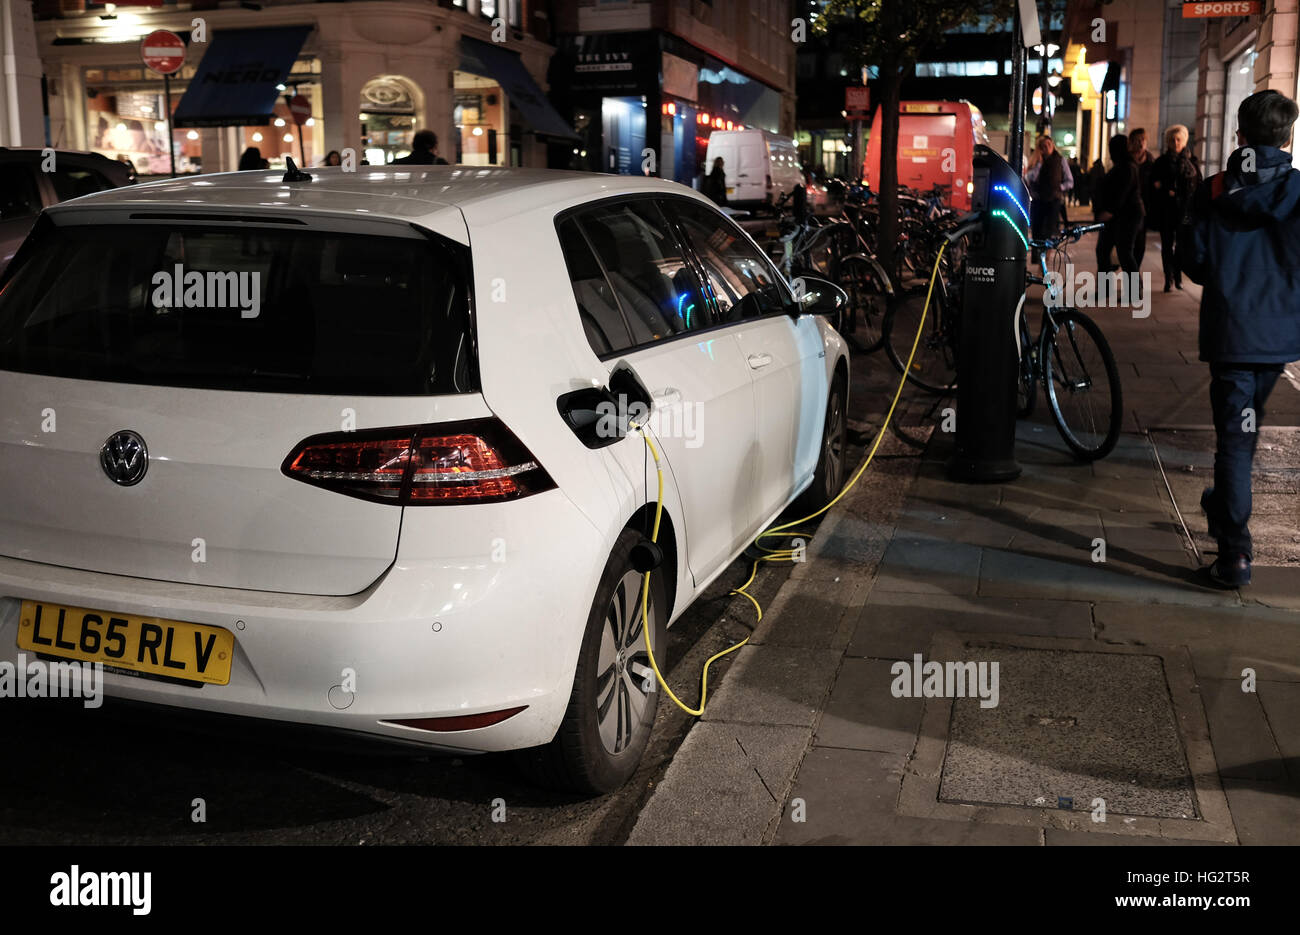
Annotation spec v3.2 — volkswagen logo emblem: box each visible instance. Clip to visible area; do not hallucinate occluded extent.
[100,430,149,486]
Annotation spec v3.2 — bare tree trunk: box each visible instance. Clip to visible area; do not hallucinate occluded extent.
[876,52,902,283]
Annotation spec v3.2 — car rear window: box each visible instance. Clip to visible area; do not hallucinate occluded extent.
[0,221,476,395]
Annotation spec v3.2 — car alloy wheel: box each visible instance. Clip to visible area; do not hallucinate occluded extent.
[596,569,656,755]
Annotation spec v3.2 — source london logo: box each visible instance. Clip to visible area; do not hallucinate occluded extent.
[49,866,151,915]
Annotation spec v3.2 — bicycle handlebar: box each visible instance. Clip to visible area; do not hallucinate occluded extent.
[1029,222,1105,249]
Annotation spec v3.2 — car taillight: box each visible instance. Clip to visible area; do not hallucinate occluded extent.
[766,173,773,189]
[282,418,555,505]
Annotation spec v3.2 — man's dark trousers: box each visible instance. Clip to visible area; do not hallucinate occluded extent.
[1204,363,1285,559]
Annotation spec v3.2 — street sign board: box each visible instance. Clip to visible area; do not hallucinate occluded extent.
[1182,1,1261,16]
[1017,0,1042,49]
[845,86,871,118]
[288,95,311,126]
[141,30,185,76]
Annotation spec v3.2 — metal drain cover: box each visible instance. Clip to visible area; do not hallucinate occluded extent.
[938,646,1197,818]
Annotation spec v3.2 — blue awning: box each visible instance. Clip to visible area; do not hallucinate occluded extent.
[459,37,578,140]
[173,26,311,128]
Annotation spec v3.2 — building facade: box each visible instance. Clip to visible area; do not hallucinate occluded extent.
[548,0,797,186]
[11,0,573,175]
[1192,0,1298,171]
[1063,0,1297,174]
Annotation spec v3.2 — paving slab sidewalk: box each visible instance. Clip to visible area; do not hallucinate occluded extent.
[629,227,1300,846]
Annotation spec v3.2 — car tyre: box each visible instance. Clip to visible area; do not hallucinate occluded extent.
[799,373,848,511]
[515,528,666,794]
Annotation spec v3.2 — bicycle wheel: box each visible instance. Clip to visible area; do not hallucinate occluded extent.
[1015,298,1037,418]
[883,282,958,394]
[806,222,857,281]
[1041,308,1123,460]
[837,254,888,353]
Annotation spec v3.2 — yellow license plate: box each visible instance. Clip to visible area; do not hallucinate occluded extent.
[726,187,735,194]
[17,600,234,685]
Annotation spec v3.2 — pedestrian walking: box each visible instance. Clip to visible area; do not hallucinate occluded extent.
[1067,155,1084,205]
[1026,134,1064,263]
[1150,124,1201,291]
[1182,89,1300,588]
[1129,128,1156,266]
[392,130,449,165]
[1094,134,1144,279]
[702,156,728,206]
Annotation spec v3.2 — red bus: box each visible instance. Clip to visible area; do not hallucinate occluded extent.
[862,100,991,211]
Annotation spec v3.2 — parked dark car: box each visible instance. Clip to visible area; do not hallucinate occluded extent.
[0,148,135,273]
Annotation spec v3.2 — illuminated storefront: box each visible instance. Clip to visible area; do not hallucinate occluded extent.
[360,75,419,166]
[33,2,565,174]
[550,31,786,186]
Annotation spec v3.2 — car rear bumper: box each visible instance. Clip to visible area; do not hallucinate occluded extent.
[0,489,608,753]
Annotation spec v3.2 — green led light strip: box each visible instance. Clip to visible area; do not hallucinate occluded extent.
[992,208,1029,251]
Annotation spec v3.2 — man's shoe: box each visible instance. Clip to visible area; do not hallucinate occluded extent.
[1199,554,1251,589]
[1174,278,1183,290]
[1163,281,1172,293]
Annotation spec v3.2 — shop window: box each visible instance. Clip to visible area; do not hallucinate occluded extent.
[454,72,506,166]
[87,88,192,177]
[360,76,419,165]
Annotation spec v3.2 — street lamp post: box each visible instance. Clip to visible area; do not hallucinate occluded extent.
[1010,3,1027,173]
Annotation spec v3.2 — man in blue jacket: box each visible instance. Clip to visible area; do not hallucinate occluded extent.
[1183,90,1300,588]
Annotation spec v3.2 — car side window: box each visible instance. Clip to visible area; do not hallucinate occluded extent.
[668,199,792,323]
[556,217,634,356]
[48,167,111,203]
[573,200,710,346]
[0,164,42,220]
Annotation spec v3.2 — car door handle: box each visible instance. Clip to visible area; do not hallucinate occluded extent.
[651,388,682,407]
[747,353,773,370]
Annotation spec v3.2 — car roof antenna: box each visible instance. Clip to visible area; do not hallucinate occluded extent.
[282,157,313,183]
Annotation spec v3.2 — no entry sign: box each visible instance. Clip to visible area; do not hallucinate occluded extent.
[845,86,870,119]
[141,30,185,75]
[287,95,311,126]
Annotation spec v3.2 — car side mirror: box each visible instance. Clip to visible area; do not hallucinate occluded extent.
[792,276,848,317]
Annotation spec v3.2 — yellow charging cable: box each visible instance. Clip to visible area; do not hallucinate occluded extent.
[633,241,948,717]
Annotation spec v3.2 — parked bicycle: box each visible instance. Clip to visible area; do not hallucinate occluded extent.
[879,213,969,393]
[771,190,893,352]
[1019,222,1124,460]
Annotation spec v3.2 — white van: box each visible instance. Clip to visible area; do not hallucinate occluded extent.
[705,129,803,209]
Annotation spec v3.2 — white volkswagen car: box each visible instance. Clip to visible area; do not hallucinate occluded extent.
[0,166,848,792]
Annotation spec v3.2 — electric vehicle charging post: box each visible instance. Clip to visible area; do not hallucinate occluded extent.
[946,145,1029,483]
